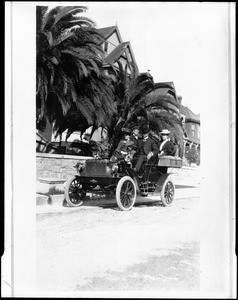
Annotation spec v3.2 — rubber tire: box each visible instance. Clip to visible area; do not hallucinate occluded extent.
[160,178,175,207]
[116,176,136,211]
[64,176,85,207]
[140,192,148,197]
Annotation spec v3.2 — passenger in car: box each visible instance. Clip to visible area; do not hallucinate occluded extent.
[134,126,159,172]
[130,126,142,167]
[158,129,175,156]
[149,129,161,148]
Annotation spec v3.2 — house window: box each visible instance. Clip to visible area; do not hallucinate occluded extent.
[191,124,195,138]
[104,42,108,53]
[108,32,120,47]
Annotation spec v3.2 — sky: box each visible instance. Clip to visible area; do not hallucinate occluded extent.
[75,1,230,115]
[45,2,232,114]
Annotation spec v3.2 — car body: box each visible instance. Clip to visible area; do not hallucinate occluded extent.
[64,155,182,211]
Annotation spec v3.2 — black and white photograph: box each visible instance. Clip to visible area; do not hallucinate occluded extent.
[3,1,236,298]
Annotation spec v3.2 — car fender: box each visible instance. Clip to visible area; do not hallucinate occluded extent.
[125,168,140,193]
[154,173,172,194]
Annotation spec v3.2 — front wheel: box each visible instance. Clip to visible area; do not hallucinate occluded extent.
[64,176,86,207]
[116,176,136,211]
[160,178,175,207]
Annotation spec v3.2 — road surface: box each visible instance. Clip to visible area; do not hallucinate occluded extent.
[36,190,200,293]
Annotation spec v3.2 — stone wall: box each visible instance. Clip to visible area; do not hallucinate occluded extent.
[36,153,91,180]
[36,153,200,185]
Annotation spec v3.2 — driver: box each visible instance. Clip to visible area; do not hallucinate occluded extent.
[111,128,134,161]
[134,126,159,172]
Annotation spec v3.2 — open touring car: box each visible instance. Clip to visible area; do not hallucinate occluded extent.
[64,153,182,211]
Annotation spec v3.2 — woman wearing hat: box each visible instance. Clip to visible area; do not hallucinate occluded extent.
[158,129,175,156]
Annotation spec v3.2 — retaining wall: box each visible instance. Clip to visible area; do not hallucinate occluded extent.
[36,153,200,206]
[36,153,92,180]
[36,153,200,185]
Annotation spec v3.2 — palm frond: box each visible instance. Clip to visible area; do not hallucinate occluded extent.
[36,6,48,32]
[78,61,89,77]
[153,82,176,90]
[42,6,87,32]
[88,58,101,77]
[41,7,58,31]
[54,89,71,115]
[53,6,88,26]
[52,30,75,47]
[146,102,179,115]
[146,94,179,107]
[75,97,95,124]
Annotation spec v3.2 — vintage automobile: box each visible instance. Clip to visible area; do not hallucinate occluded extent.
[64,153,182,211]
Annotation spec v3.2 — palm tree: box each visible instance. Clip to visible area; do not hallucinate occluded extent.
[106,62,155,153]
[145,92,184,146]
[107,61,183,155]
[36,6,115,139]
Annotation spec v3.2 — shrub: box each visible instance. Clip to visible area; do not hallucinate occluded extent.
[185,148,199,165]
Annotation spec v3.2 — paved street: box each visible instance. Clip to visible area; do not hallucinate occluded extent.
[36,171,200,293]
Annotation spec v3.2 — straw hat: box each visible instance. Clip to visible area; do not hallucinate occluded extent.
[160,129,170,135]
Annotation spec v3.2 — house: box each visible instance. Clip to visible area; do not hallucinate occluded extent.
[177,96,200,158]
[147,85,200,161]
[98,25,139,76]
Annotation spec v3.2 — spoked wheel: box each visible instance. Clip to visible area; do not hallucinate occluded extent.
[64,176,86,207]
[116,176,136,211]
[160,178,175,207]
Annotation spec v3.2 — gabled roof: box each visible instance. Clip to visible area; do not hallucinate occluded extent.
[98,25,138,72]
[98,25,123,44]
[98,26,117,38]
[180,105,200,123]
[153,88,172,97]
[104,42,129,64]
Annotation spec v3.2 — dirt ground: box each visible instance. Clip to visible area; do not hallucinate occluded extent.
[35,166,200,294]
[36,166,200,294]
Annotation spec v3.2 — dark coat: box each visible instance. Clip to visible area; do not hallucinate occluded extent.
[159,140,175,156]
[139,137,159,156]
[130,134,142,153]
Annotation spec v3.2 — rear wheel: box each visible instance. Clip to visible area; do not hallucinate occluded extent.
[116,176,136,211]
[64,176,86,207]
[160,178,175,207]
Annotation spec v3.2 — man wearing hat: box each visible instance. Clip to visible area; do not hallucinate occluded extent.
[134,126,159,172]
[130,126,142,166]
[112,128,135,160]
[130,126,141,146]
[158,129,175,156]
